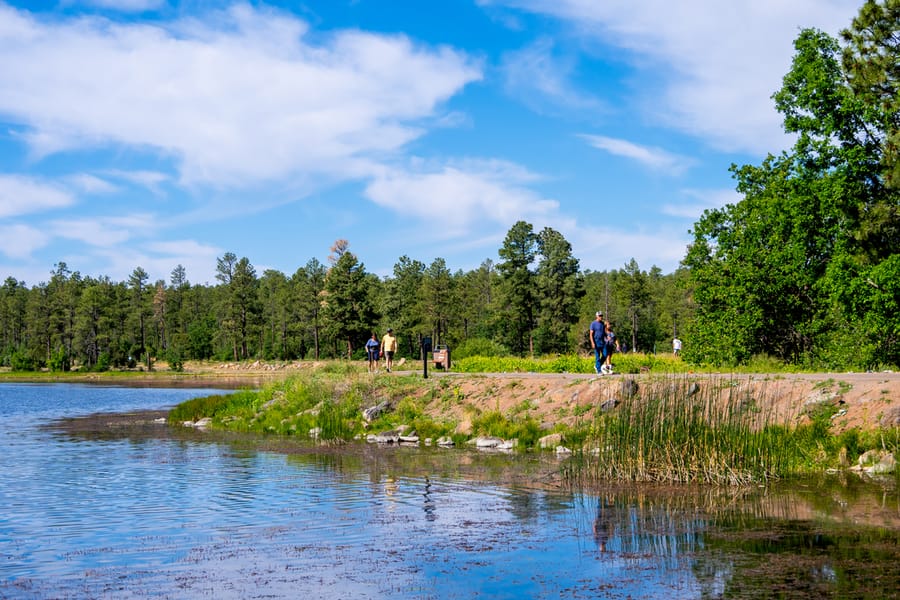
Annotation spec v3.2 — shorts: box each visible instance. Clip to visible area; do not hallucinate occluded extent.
[385,351,395,360]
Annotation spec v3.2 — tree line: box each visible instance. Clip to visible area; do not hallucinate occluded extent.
[0,224,692,371]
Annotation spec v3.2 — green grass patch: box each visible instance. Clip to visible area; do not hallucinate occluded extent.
[561,376,854,486]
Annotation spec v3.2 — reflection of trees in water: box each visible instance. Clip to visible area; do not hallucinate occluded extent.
[239,439,900,598]
[574,484,900,599]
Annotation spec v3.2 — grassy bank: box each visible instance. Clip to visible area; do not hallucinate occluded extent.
[166,364,900,485]
[453,352,808,375]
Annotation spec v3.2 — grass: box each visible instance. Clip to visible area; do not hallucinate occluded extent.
[452,352,816,375]
[560,375,885,486]
[168,368,446,442]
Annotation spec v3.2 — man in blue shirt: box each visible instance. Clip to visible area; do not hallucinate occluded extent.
[589,311,607,375]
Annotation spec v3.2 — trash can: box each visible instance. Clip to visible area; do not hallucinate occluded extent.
[432,345,451,370]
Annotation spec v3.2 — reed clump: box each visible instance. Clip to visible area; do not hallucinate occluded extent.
[563,376,806,486]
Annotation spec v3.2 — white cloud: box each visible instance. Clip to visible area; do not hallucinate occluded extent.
[571,224,689,272]
[661,188,739,219]
[0,3,482,187]
[481,0,859,154]
[501,37,604,113]
[0,223,49,259]
[74,0,165,11]
[580,134,692,175]
[49,213,156,247]
[0,175,75,218]
[66,173,119,194]
[365,160,558,236]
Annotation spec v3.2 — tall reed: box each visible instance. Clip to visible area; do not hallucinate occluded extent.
[564,375,805,486]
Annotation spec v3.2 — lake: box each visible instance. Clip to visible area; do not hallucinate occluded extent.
[1,382,899,599]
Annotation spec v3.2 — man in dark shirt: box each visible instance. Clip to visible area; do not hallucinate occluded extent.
[589,311,607,375]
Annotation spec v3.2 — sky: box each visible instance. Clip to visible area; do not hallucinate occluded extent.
[0,0,863,287]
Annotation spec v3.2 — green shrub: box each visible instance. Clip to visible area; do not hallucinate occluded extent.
[47,348,70,372]
[10,350,37,371]
[452,338,509,360]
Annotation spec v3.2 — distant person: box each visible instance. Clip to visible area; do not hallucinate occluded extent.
[365,333,380,372]
[673,337,682,356]
[381,328,398,372]
[603,322,619,374]
[589,311,607,375]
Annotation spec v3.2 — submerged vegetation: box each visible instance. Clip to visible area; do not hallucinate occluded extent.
[168,364,900,485]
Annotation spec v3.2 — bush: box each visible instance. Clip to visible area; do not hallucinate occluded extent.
[47,348,70,372]
[94,352,111,372]
[10,350,36,371]
[452,338,509,360]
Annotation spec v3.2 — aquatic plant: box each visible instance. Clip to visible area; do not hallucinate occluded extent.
[562,376,811,485]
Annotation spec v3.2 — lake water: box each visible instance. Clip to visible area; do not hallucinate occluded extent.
[1,382,899,599]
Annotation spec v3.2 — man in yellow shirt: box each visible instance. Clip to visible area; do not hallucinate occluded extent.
[381,328,398,372]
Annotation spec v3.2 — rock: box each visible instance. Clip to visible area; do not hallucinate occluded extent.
[620,378,639,398]
[496,439,517,451]
[371,430,400,444]
[309,427,321,440]
[473,436,505,448]
[436,436,455,447]
[599,397,619,411]
[555,446,572,455]
[362,400,390,422]
[399,434,420,444]
[539,433,563,449]
[804,390,838,407]
[854,450,897,474]
[879,406,900,427]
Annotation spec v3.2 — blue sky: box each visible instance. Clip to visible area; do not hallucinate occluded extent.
[0,0,861,286]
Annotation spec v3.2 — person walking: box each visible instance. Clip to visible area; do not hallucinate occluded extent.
[603,321,619,374]
[365,333,380,372]
[381,328,398,372]
[673,337,682,356]
[589,311,607,375]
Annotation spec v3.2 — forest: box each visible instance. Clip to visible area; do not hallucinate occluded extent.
[0,0,897,372]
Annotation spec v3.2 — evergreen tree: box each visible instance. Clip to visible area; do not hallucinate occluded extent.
[496,221,538,356]
[534,227,583,354]
[322,244,376,359]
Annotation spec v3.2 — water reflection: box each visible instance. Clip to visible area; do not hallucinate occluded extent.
[2,383,900,599]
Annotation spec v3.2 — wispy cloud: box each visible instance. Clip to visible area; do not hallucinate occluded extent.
[500,37,605,114]
[0,3,482,187]
[365,159,558,237]
[661,188,740,219]
[482,0,858,154]
[49,214,157,247]
[0,175,74,218]
[0,223,48,259]
[580,134,692,175]
[65,173,119,195]
[72,0,165,11]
